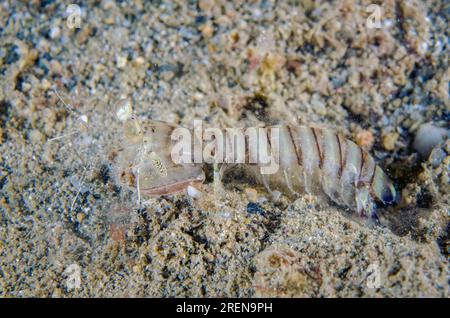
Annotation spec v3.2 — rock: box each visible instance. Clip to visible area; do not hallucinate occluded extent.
[382,132,399,151]
[49,26,61,39]
[187,185,203,199]
[246,202,265,215]
[413,123,448,158]
[116,55,127,68]
[356,129,375,150]
[244,187,258,202]
[115,98,133,122]
[77,212,86,223]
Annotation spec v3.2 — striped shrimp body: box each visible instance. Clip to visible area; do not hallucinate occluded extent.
[245,125,397,219]
[115,111,396,220]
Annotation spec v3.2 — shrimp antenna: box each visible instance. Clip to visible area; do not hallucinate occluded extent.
[47,89,89,143]
[53,89,89,126]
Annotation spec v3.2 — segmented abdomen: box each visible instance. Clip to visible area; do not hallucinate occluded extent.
[243,125,396,218]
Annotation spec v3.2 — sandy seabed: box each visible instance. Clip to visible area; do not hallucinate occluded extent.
[0,0,448,297]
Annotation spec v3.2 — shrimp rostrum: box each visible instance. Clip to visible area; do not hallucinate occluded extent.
[114,101,397,221]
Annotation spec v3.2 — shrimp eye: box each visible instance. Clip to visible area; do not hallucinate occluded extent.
[124,118,143,143]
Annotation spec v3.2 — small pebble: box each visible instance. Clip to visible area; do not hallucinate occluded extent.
[134,56,145,66]
[356,129,375,150]
[115,98,133,122]
[271,190,282,201]
[382,132,399,151]
[413,123,448,158]
[199,23,214,38]
[77,212,86,223]
[132,265,141,273]
[116,55,127,68]
[198,0,214,14]
[244,187,258,202]
[40,78,51,90]
[187,185,202,199]
[161,71,175,82]
[193,92,204,101]
[428,147,447,168]
[49,26,61,39]
[247,202,265,215]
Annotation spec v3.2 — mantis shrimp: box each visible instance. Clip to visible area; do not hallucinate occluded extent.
[114,99,397,220]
